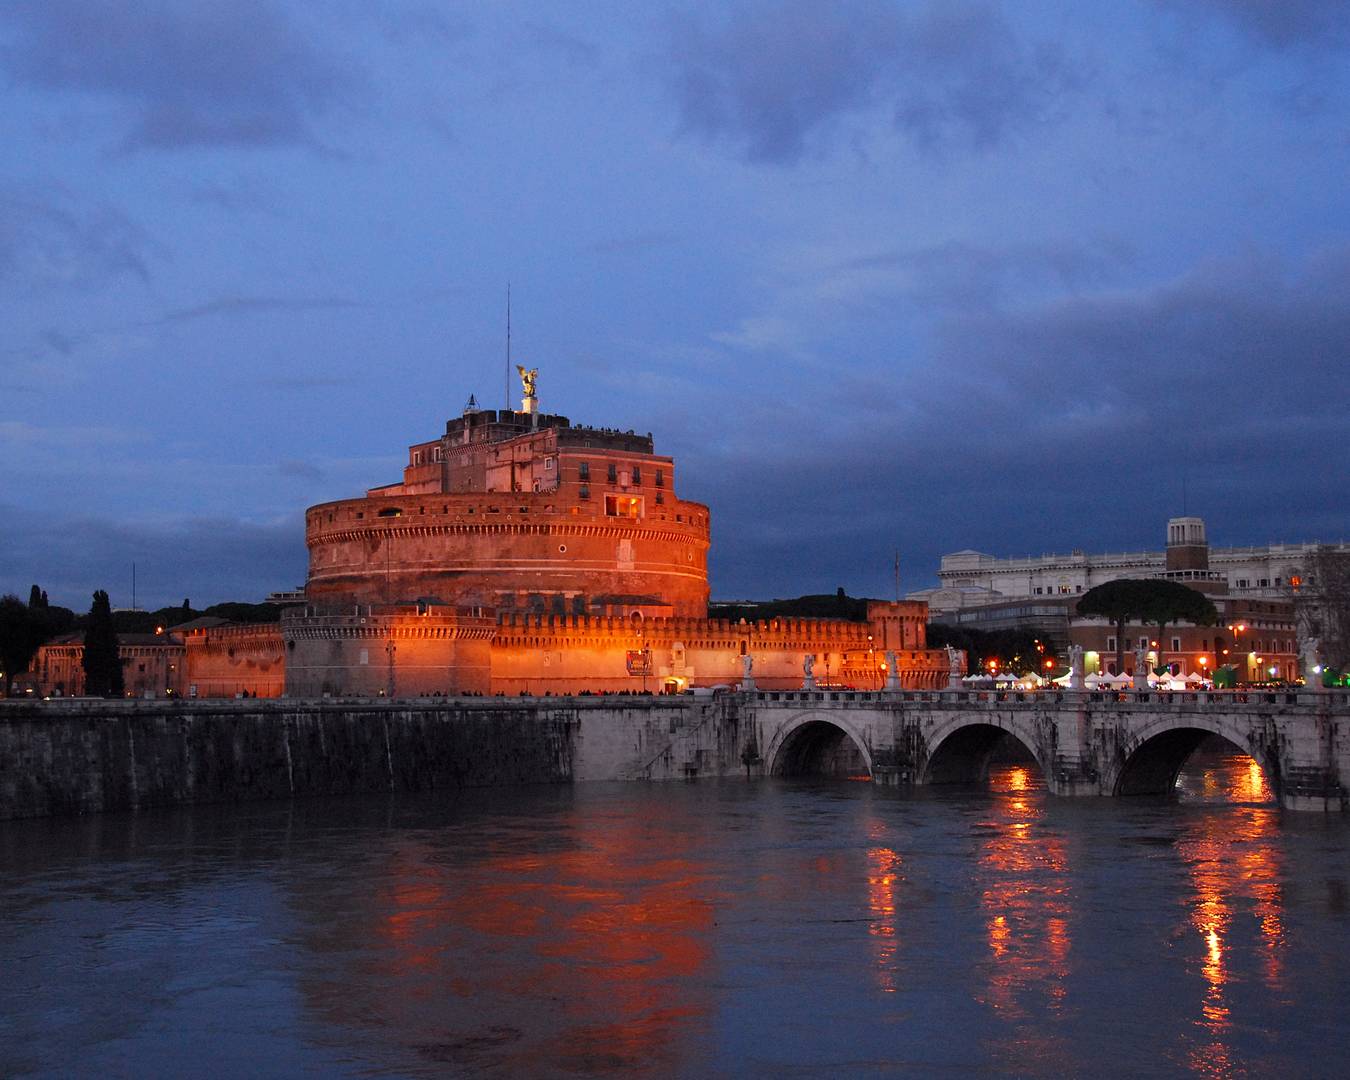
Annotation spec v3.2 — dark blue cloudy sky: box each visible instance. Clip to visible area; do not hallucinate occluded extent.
[2,0,1347,610]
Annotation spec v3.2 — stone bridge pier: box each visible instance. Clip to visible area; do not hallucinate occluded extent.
[743,687,1350,812]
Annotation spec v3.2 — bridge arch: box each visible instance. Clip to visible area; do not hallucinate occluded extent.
[919,715,1050,786]
[1107,716,1279,799]
[765,711,874,779]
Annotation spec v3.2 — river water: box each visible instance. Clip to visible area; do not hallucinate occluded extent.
[3,752,1349,1078]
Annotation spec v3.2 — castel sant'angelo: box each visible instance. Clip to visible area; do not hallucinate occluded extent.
[37,370,947,699]
[281,369,945,697]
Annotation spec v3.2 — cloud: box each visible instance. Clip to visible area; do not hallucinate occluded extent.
[0,182,152,289]
[156,294,363,324]
[0,507,306,610]
[277,459,324,482]
[665,0,1080,164]
[587,231,682,255]
[0,0,354,151]
[683,243,1350,597]
[0,422,150,448]
[1155,0,1350,51]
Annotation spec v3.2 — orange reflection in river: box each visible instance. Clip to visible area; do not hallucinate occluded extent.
[866,839,900,994]
[349,809,717,1074]
[975,766,1073,1067]
[1176,750,1286,1078]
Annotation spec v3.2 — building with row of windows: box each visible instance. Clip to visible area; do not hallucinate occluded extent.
[910,516,1321,680]
[910,517,1347,616]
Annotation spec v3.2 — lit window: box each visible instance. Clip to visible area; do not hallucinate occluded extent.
[605,494,643,519]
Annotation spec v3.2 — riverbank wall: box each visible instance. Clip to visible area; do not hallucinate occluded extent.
[0,697,741,821]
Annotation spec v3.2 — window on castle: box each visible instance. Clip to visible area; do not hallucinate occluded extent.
[607,463,617,482]
[433,446,443,462]
[632,466,641,485]
[656,469,664,488]
[545,458,555,471]
[579,462,590,480]
[605,494,643,519]
[579,485,590,500]
[1259,578,1269,588]
[1172,637,1181,652]
[655,492,664,505]
[1107,636,1116,652]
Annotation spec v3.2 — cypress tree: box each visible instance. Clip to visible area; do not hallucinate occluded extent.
[28,584,44,609]
[82,590,124,697]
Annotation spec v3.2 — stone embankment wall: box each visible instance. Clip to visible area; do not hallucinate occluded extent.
[0,696,736,821]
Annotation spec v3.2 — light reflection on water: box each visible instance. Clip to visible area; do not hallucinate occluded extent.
[2,753,1348,1078]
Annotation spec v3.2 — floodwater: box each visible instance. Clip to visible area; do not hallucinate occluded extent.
[3,751,1349,1078]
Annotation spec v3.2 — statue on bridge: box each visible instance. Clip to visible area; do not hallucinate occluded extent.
[1133,644,1150,691]
[741,652,755,690]
[945,644,964,690]
[1302,637,1323,691]
[1068,644,1084,690]
[802,653,816,690]
[885,650,901,691]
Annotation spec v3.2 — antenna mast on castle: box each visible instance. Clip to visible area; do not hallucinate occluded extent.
[505,282,511,411]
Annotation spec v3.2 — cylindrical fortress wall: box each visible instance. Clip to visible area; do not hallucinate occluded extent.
[304,492,711,616]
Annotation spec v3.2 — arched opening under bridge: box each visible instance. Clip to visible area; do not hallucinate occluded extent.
[923,724,1043,787]
[1116,728,1276,802]
[770,720,871,780]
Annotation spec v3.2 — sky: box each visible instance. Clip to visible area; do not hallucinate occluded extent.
[1,0,1347,611]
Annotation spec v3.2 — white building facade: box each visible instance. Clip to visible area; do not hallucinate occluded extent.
[911,517,1349,618]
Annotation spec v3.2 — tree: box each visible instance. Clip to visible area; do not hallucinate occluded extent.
[1296,547,1350,678]
[926,624,1055,675]
[1133,581,1218,670]
[0,595,48,697]
[1077,579,1218,674]
[28,584,47,609]
[82,590,124,698]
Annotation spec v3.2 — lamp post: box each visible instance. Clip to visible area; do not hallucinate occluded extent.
[1226,621,1247,683]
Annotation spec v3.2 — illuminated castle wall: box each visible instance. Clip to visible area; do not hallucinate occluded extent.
[286,376,945,697]
[304,401,710,618]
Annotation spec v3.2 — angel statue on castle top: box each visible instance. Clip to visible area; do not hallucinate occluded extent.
[517,365,538,399]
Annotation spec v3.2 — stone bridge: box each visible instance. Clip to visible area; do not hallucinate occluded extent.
[4,688,1348,819]
[740,687,1350,812]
